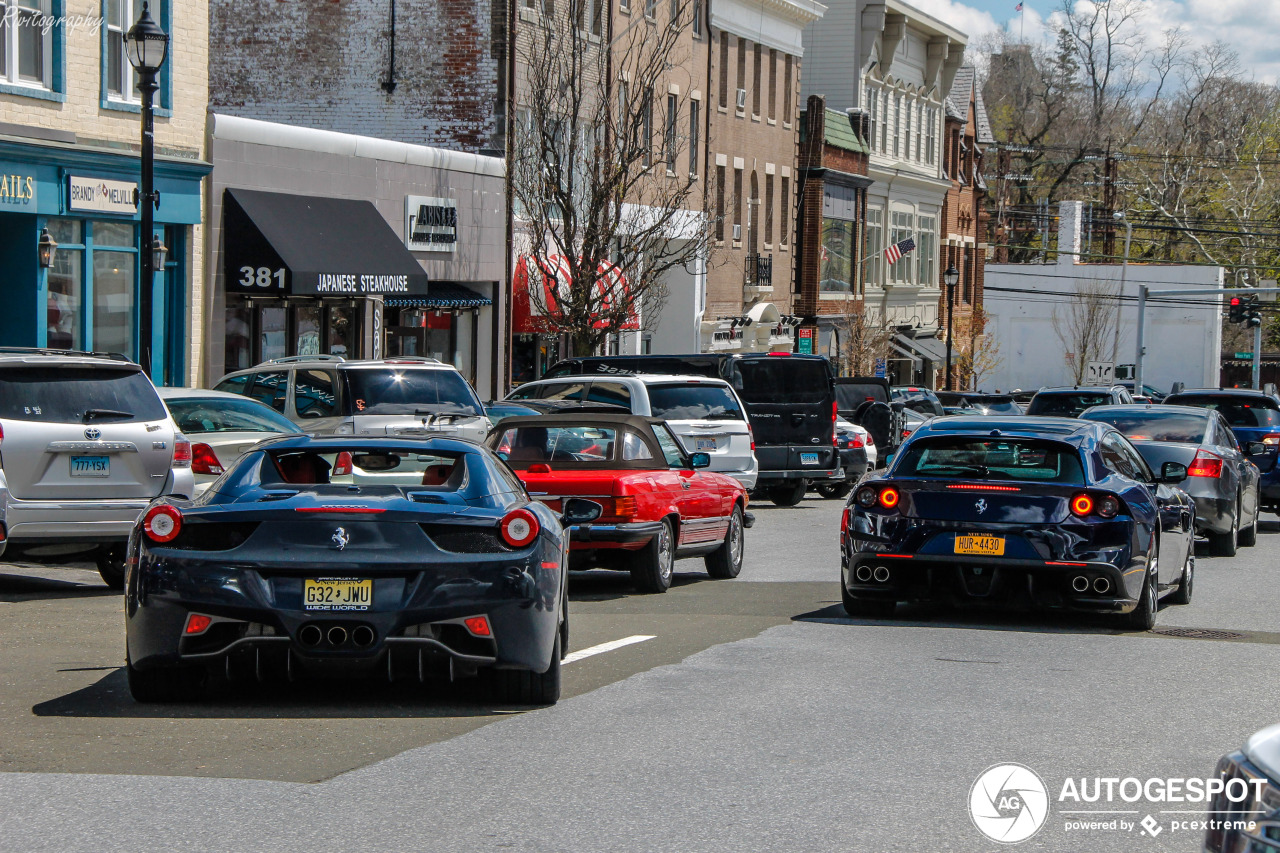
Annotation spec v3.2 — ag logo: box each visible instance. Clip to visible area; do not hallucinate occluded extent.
[969,763,1049,844]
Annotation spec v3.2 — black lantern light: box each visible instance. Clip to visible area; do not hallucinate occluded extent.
[37,227,58,269]
[150,235,168,273]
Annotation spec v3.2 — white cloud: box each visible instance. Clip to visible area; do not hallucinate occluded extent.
[907,0,1002,40]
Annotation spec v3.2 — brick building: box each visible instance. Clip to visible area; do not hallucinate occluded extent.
[701,0,824,353]
[0,1,210,385]
[794,95,872,368]
[938,65,993,390]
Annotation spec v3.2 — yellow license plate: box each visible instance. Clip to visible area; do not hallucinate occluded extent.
[955,535,1005,556]
[303,578,372,611]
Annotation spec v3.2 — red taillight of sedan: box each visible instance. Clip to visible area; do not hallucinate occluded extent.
[143,505,183,543]
[1187,451,1223,478]
[500,508,540,547]
[191,443,224,476]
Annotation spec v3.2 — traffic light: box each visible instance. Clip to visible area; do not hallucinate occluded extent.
[1229,296,1246,323]
[1247,294,1263,328]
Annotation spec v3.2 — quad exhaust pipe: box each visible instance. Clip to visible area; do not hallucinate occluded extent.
[872,566,890,583]
[854,565,891,583]
[1092,576,1111,594]
[351,626,375,648]
[298,624,323,647]
[1072,576,1090,593]
[326,626,348,646]
[1070,575,1112,595]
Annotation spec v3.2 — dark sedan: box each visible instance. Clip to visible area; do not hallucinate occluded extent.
[1165,388,1280,516]
[1080,404,1261,556]
[124,436,599,705]
[840,417,1195,628]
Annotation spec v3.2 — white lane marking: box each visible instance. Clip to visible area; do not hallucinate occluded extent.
[562,634,656,664]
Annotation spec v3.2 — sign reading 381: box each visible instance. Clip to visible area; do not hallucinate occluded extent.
[238,266,286,290]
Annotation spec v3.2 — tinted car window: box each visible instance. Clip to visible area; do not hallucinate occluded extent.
[506,385,542,401]
[167,397,300,435]
[734,359,830,404]
[1166,395,1280,428]
[249,371,289,413]
[1100,434,1143,480]
[294,370,338,418]
[344,369,481,416]
[0,366,166,423]
[648,383,744,420]
[586,382,632,407]
[895,436,1086,484]
[498,426,620,466]
[215,373,252,396]
[1028,393,1110,418]
[1081,411,1208,443]
[653,425,687,467]
[539,383,587,403]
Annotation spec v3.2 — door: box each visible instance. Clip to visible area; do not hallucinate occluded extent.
[1108,433,1183,585]
[292,369,344,433]
[653,424,725,546]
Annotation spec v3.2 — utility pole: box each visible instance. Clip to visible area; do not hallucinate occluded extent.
[1102,149,1118,260]
[996,147,1011,264]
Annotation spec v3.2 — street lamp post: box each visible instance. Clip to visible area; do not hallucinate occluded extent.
[125,3,169,378]
[943,265,959,391]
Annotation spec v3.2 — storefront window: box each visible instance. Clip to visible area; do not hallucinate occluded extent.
[260,306,287,362]
[328,305,354,357]
[225,306,253,373]
[92,250,135,358]
[820,218,855,293]
[46,220,83,350]
[293,305,322,356]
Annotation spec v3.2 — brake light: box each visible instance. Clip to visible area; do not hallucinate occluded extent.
[879,486,900,509]
[767,351,791,356]
[1263,434,1280,446]
[1187,451,1223,478]
[840,507,849,534]
[190,443,224,476]
[850,435,865,448]
[143,505,182,543]
[184,613,213,635]
[172,435,192,469]
[865,433,874,446]
[946,484,1021,492]
[463,615,492,637]
[500,508,540,547]
[332,451,353,476]
[1070,494,1094,517]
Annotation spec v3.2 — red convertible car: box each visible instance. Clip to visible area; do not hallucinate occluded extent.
[488,413,753,592]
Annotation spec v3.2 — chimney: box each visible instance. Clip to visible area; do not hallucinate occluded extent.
[847,107,870,143]
[1057,200,1083,267]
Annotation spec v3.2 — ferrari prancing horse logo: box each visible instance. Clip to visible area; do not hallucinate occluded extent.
[331,527,350,550]
[975,499,988,515]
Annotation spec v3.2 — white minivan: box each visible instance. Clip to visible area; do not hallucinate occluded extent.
[506,373,758,489]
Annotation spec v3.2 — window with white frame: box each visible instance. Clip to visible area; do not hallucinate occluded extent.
[665,94,678,172]
[916,215,936,288]
[925,107,937,165]
[903,99,912,161]
[865,83,877,152]
[878,89,888,153]
[1,0,52,90]
[889,210,914,284]
[865,206,883,286]
[106,0,142,101]
[892,94,902,158]
[915,103,924,161]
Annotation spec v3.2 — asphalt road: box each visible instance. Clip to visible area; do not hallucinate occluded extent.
[1,495,1277,852]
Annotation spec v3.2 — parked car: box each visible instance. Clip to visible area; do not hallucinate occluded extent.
[840,416,1195,627]
[159,388,302,493]
[0,348,194,588]
[935,392,1022,416]
[124,435,593,704]
[813,417,874,500]
[214,355,490,443]
[483,399,628,426]
[1080,404,1261,555]
[506,373,758,490]
[891,386,947,416]
[487,413,752,593]
[1115,381,1167,402]
[1204,723,1280,853]
[1164,388,1280,516]
[1025,385,1134,417]
[835,376,904,457]
[538,353,841,506]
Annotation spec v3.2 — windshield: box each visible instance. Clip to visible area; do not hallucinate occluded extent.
[168,397,300,435]
[733,359,831,404]
[1029,393,1110,418]
[1166,395,1280,428]
[974,397,1021,414]
[648,384,743,421]
[1081,411,1208,443]
[0,366,167,423]
[344,369,482,416]
[895,436,1086,484]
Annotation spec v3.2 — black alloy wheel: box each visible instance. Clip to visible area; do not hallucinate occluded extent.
[96,547,127,590]
[1123,542,1159,631]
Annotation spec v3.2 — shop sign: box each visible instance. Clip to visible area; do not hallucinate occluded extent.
[0,171,36,207]
[68,176,138,215]
[405,196,458,253]
[796,326,815,354]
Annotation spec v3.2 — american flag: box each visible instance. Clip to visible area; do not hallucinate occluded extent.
[1015,2,1023,10]
[884,237,916,265]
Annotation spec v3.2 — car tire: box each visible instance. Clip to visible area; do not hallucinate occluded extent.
[704,506,745,579]
[492,633,561,705]
[126,654,202,703]
[841,583,896,619]
[1170,541,1194,605]
[816,482,853,500]
[630,518,675,593]
[1238,496,1258,548]
[1209,504,1239,557]
[769,481,807,507]
[96,549,126,590]
[1123,547,1158,631]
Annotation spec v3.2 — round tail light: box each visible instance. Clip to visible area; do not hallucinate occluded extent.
[143,505,183,543]
[1071,494,1094,517]
[500,508,540,548]
[1097,496,1120,518]
[855,486,878,507]
[879,487,900,509]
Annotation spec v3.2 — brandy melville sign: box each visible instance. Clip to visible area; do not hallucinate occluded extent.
[69,176,137,215]
[405,196,458,253]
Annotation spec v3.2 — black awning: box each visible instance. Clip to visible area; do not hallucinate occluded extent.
[223,188,429,297]
[385,282,492,309]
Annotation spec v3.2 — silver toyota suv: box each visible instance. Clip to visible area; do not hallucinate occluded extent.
[214,356,491,443]
[0,349,193,588]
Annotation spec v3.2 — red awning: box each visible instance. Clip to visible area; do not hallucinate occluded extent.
[512,254,640,335]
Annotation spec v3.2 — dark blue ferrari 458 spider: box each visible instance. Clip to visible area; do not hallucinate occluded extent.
[123,435,602,705]
[841,416,1196,628]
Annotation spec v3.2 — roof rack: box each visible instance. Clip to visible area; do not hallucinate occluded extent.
[0,346,133,362]
[258,354,347,365]
[378,356,441,364]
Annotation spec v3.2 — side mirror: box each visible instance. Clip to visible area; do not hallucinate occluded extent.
[689,451,711,469]
[1158,461,1188,483]
[562,497,603,525]
[1246,442,1267,456]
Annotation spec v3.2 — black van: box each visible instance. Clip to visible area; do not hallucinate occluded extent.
[542,353,840,506]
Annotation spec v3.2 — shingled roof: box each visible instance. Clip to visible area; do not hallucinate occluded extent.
[945,66,995,145]
[799,107,870,154]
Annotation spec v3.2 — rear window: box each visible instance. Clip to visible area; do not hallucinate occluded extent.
[648,384,743,421]
[734,359,831,404]
[264,447,468,488]
[895,436,1086,484]
[976,397,1020,414]
[496,425,647,468]
[836,383,888,410]
[0,366,167,423]
[344,368,481,416]
[1028,393,1110,418]
[1166,396,1280,428]
[167,397,301,435]
[1081,411,1208,443]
